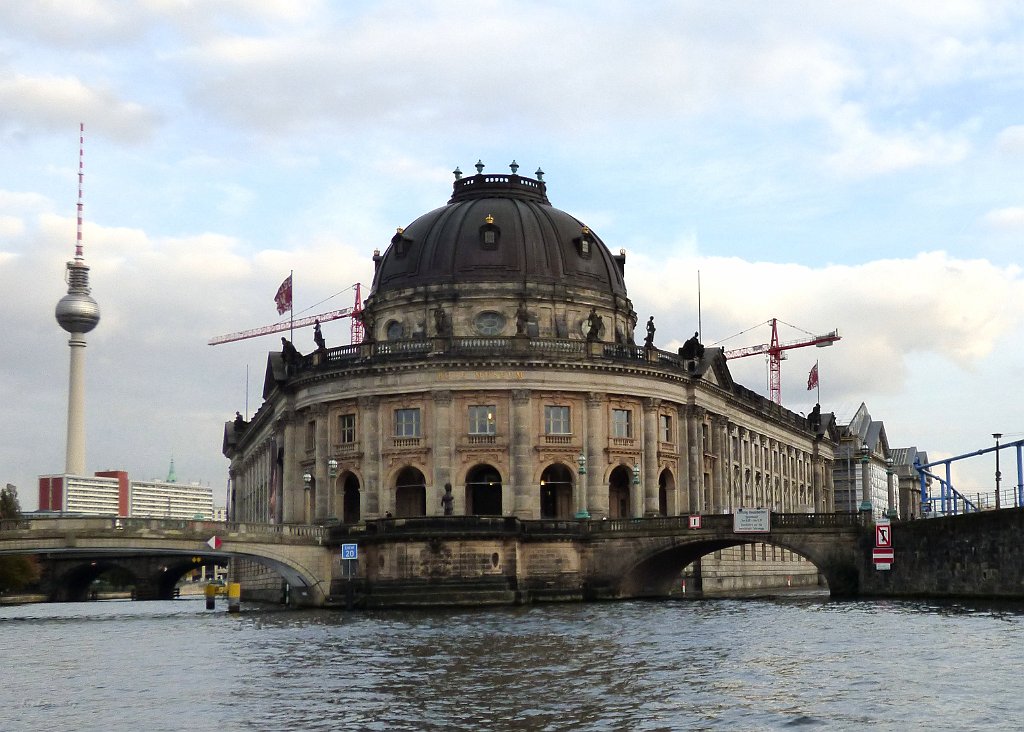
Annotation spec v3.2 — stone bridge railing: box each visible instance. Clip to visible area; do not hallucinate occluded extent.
[330,512,863,543]
[0,517,329,543]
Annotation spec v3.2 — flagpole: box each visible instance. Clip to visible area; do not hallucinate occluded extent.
[816,360,820,404]
[289,269,294,343]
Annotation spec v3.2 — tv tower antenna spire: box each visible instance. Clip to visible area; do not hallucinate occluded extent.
[55,123,101,475]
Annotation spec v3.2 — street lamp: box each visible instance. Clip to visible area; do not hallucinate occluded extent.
[632,462,640,486]
[574,451,590,519]
[327,458,338,479]
[885,457,897,519]
[858,443,873,520]
[993,433,1002,510]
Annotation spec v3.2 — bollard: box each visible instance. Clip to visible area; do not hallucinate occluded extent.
[227,582,241,614]
[205,582,217,610]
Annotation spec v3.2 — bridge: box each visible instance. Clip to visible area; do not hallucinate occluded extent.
[0,517,332,606]
[3,509,1022,606]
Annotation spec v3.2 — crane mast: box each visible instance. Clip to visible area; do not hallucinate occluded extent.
[723,318,840,405]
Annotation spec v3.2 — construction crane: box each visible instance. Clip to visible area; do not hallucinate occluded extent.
[209,283,364,346]
[722,318,840,405]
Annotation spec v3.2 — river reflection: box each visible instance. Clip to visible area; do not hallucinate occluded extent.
[3,597,1023,731]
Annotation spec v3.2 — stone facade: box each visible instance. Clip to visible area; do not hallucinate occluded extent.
[223,168,839,598]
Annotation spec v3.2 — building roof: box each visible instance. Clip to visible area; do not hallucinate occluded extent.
[369,166,628,300]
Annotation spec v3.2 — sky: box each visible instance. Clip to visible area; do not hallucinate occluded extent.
[2,1,1022,510]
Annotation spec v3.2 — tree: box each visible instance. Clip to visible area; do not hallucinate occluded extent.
[0,483,20,519]
[0,484,41,594]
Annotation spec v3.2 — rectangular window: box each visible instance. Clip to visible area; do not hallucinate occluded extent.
[660,414,673,443]
[394,408,421,438]
[612,409,632,438]
[468,405,496,435]
[305,421,315,451]
[544,405,571,435]
[338,414,356,444]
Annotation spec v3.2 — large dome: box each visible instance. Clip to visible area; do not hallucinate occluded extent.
[369,165,628,300]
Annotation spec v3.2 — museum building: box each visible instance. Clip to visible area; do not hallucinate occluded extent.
[223,165,839,534]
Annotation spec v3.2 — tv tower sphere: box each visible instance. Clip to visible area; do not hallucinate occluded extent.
[56,261,100,334]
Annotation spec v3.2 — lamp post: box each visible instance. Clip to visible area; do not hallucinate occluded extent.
[885,457,897,519]
[327,458,339,520]
[858,444,872,523]
[993,433,1002,510]
[302,471,312,524]
[632,462,641,518]
[574,451,590,519]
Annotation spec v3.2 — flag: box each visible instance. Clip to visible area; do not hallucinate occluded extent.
[807,362,819,390]
[274,275,292,315]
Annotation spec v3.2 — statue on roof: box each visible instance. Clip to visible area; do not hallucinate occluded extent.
[586,307,603,341]
[516,301,530,335]
[281,337,301,367]
[680,331,705,360]
[808,403,821,431]
[644,316,656,349]
[313,320,326,351]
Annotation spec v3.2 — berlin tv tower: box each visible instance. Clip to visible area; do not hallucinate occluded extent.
[54,123,100,476]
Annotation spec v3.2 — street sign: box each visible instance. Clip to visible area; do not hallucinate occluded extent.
[875,524,892,548]
[733,508,770,533]
[207,536,222,550]
[688,515,702,529]
[341,543,358,560]
[872,547,894,570]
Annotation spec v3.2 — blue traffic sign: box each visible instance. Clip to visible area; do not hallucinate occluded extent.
[341,543,358,560]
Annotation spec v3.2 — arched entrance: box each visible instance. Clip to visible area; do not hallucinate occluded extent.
[539,464,574,519]
[465,464,502,516]
[659,468,675,516]
[608,465,632,519]
[394,467,426,517]
[342,473,360,524]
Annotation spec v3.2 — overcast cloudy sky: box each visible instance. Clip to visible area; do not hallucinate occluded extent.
[2,1,1022,510]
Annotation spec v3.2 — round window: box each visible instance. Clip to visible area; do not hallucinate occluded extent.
[386,320,404,341]
[474,311,506,336]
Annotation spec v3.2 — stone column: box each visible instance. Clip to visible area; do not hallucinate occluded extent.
[585,392,605,518]
[736,426,747,508]
[432,390,454,515]
[279,412,302,523]
[643,398,660,515]
[360,396,382,518]
[510,389,533,517]
[859,447,873,524]
[686,405,705,512]
[677,404,690,513]
[710,415,728,513]
[314,405,329,520]
[811,452,824,512]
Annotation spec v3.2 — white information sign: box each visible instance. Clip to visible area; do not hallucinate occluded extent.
[733,508,771,533]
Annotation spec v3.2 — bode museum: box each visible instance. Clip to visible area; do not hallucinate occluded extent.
[223,163,839,599]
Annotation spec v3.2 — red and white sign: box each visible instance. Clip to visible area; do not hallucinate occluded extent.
[872,547,894,570]
[688,515,702,529]
[875,524,892,548]
[207,536,222,550]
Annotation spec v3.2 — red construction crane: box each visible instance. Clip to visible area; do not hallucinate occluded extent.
[723,318,840,405]
[209,282,364,346]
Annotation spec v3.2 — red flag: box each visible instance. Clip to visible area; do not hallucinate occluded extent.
[807,362,819,390]
[274,275,292,315]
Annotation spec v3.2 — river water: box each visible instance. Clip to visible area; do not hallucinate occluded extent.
[2,595,1022,731]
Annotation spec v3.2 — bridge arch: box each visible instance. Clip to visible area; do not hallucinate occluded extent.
[592,532,860,599]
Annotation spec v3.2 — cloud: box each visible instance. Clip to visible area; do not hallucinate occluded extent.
[823,104,970,177]
[981,207,1024,232]
[628,249,1024,402]
[0,73,157,142]
[996,125,1024,154]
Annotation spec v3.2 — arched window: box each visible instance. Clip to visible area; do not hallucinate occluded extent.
[539,464,574,519]
[465,465,502,516]
[394,466,426,517]
[608,465,632,519]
